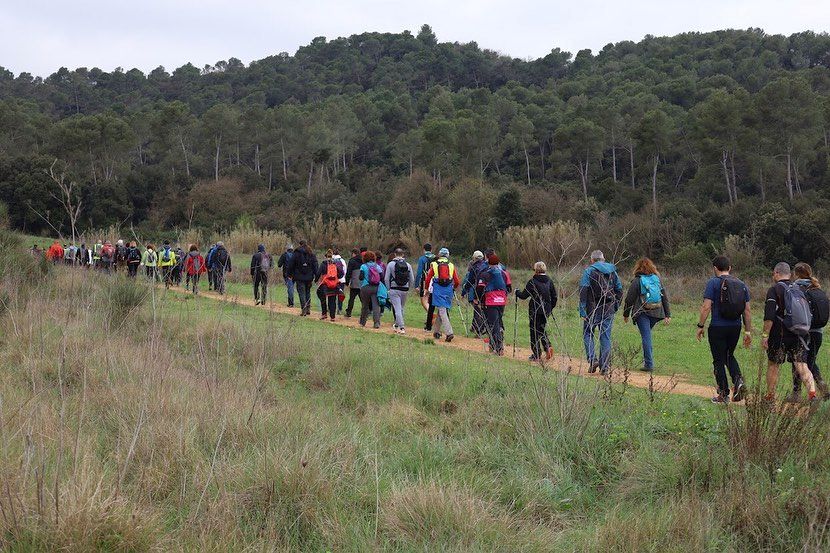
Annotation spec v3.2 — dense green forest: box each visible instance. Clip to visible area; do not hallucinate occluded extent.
[2,25,830,265]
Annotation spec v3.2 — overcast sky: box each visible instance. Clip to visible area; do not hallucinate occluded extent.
[2,0,829,78]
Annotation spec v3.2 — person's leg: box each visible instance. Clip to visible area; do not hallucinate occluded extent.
[583,319,597,366]
[425,296,435,331]
[390,291,405,329]
[317,286,327,316]
[286,278,295,307]
[484,307,496,351]
[794,360,816,394]
[359,287,371,326]
[708,326,730,397]
[493,307,504,353]
[327,295,337,320]
[766,360,780,398]
[193,273,200,295]
[635,315,654,370]
[439,307,453,337]
[261,274,268,304]
[371,289,381,326]
[529,316,540,359]
[346,288,358,317]
[253,273,261,302]
[599,315,614,372]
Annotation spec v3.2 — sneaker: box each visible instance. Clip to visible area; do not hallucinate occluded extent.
[529,355,541,362]
[392,324,399,331]
[711,394,729,404]
[433,332,442,340]
[546,347,553,360]
[330,316,335,322]
[599,368,609,376]
[445,334,454,343]
[732,381,747,403]
[320,314,328,320]
[497,350,505,357]
[396,328,406,335]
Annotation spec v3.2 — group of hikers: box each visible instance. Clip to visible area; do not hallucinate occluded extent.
[36,238,829,405]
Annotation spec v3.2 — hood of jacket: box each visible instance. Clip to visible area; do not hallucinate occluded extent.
[590,261,617,274]
[795,278,813,288]
[188,250,200,258]
[532,273,551,284]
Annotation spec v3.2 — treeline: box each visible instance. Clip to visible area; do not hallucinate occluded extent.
[1,26,830,266]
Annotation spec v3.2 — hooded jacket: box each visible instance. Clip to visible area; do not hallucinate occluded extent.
[290,247,318,281]
[385,257,416,291]
[623,273,671,321]
[516,274,557,318]
[185,250,206,276]
[578,261,623,318]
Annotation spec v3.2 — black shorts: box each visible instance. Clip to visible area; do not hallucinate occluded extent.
[768,332,807,364]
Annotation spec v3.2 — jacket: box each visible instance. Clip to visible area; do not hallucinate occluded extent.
[332,255,348,284]
[158,247,177,267]
[346,255,363,289]
[184,251,206,276]
[478,265,513,307]
[516,274,557,318]
[415,252,437,290]
[579,262,623,318]
[425,258,461,290]
[623,273,671,321]
[359,262,383,287]
[126,247,141,265]
[250,251,271,276]
[385,258,416,291]
[46,242,64,262]
[426,257,461,309]
[290,247,317,281]
[212,246,232,272]
[277,250,294,278]
[206,246,217,270]
[141,249,158,267]
[461,259,488,301]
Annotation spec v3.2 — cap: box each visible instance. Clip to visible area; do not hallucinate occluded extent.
[439,248,449,257]
[472,250,484,260]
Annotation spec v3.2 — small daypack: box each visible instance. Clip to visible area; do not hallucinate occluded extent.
[260,254,271,272]
[191,255,202,274]
[161,249,172,263]
[435,260,452,286]
[718,276,746,320]
[778,281,812,337]
[393,261,411,288]
[146,250,157,265]
[367,263,381,286]
[639,274,662,310]
[589,269,618,307]
[804,287,830,329]
[323,262,339,288]
[128,248,141,263]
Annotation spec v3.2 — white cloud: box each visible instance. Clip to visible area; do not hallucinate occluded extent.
[1,0,828,77]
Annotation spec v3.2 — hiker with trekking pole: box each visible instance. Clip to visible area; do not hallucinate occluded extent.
[579,250,622,375]
[478,254,512,356]
[425,248,460,342]
[515,261,557,362]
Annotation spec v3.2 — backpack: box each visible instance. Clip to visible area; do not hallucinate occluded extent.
[146,250,157,265]
[420,252,436,285]
[435,260,452,286]
[393,261,411,287]
[718,276,746,321]
[215,248,228,267]
[367,263,381,286]
[639,274,662,310]
[128,248,141,263]
[589,269,618,307]
[162,248,173,263]
[260,253,271,272]
[116,245,127,261]
[778,281,812,337]
[323,262,339,288]
[101,244,114,261]
[804,288,830,329]
[191,255,202,274]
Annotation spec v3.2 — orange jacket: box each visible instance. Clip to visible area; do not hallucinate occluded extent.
[46,242,64,261]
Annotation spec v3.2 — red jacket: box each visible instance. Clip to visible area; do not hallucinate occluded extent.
[184,253,206,276]
[46,242,64,262]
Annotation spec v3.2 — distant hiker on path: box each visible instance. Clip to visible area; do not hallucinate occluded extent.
[790,262,830,401]
[461,250,488,337]
[277,244,295,308]
[385,248,415,334]
[623,257,671,373]
[184,245,206,295]
[250,244,271,305]
[316,249,345,320]
[212,242,232,295]
[359,251,383,328]
[516,261,557,362]
[425,248,460,342]
[579,250,622,375]
[416,243,437,332]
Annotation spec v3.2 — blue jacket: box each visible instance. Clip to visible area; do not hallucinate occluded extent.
[461,260,487,301]
[578,262,623,318]
[415,252,436,290]
[206,246,217,269]
[359,262,382,287]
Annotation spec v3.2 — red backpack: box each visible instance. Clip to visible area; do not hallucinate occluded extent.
[322,262,339,288]
[435,260,452,286]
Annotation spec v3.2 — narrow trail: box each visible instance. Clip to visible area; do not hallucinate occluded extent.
[171,285,716,401]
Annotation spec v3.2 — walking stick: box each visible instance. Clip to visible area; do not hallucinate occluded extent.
[454,293,469,338]
[512,297,519,358]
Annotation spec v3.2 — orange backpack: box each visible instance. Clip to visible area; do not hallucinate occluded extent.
[322,261,339,288]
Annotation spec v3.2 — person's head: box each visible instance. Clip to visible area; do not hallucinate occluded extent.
[147,244,154,251]
[712,255,731,274]
[258,244,265,252]
[394,248,405,258]
[794,262,821,289]
[423,243,432,253]
[375,251,383,262]
[590,250,605,263]
[116,239,124,246]
[216,241,224,248]
[489,254,501,267]
[534,261,547,274]
[363,251,376,263]
[298,240,307,249]
[163,240,170,247]
[472,250,484,262]
[351,247,359,256]
[333,248,340,256]
[439,247,449,258]
[286,243,294,252]
[129,241,136,248]
[773,262,791,282]
[359,247,368,253]
[633,257,659,276]
[189,244,198,252]
[325,249,333,259]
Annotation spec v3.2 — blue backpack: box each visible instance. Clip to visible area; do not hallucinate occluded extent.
[779,281,812,337]
[639,274,662,310]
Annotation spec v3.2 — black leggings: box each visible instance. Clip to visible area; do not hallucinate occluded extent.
[707,325,743,395]
[345,288,360,316]
[794,331,824,391]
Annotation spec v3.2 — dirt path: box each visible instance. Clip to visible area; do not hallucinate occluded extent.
[173,286,716,401]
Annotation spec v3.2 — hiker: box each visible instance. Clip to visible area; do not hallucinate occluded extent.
[277,244,295,308]
[126,241,141,277]
[92,240,103,269]
[415,244,438,332]
[696,256,752,402]
[316,249,344,320]
[623,258,672,373]
[479,254,511,354]
[172,245,185,286]
[385,249,415,334]
[77,243,90,267]
[100,240,115,273]
[212,241,232,295]
[425,248,461,342]
[344,248,363,317]
[516,261,557,361]
[158,240,177,288]
[762,262,817,402]
[142,245,158,280]
[250,244,271,305]
[290,240,317,315]
[358,251,383,328]
[64,244,76,265]
[205,243,218,291]
[579,250,623,375]
[114,240,128,273]
[46,241,64,264]
[461,250,488,337]
[332,248,348,314]
[184,244,206,295]
[790,263,830,401]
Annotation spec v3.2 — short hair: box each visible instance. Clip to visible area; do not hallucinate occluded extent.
[423,243,432,252]
[351,248,359,255]
[359,247,368,253]
[189,244,198,252]
[394,248,404,256]
[332,248,340,255]
[534,261,547,273]
[489,254,500,266]
[774,262,791,277]
[590,250,604,262]
[712,256,731,272]
[298,240,307,247]
[163,240,170,246]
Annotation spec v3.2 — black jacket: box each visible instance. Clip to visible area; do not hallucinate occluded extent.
[277,250,294,278]
[345,255,363,289]
[516,274,557,318]
[290,247,318,282]
[213,246,232,272]
[250,251,270,276]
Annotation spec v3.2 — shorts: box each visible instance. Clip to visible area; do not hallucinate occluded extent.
[767,331,808,364]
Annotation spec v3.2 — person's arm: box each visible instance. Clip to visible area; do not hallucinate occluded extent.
[696,299,712,341]
[452,269,461,289]
[384,262,393,288]
[516,279,530,300]
[742,301,753,348]
[425,266,435,286]
[762,287,777,351]
[415,258,425,291]
[408,263,416,289]
[359,265,366,283]
[661,285,671,324]
[550,281,558,310]
[578,268,590,318]
[623,279,637,321]
[227,254,232,272]
[250,254,257,276]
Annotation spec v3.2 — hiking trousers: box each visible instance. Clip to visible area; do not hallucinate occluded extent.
[285,277,295,307]
[359,285,381,326]
[437,307,453,337]
[254,272,268,303]
[215,270,227,295]
[583,313,614,370]
[345,288,360,316]
[707,325,743,396]
[317,287,338,318]
[635,315,660,370]
[388,289,408,329]
[794,331,823,392]
[145,266,157,281]
[189,274,201,295]
[530,311,551,359]
[161,266,173,288]
[472,300,486,336]
[424,294,436,330]
[485,306,505,353]
[296,280,312,313]
[127,264,138,278]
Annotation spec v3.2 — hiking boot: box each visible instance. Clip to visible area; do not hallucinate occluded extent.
[445,334,454,343]
[784,391,801,404]
[732,381,747,403]
[640,367,654,373]
[588,360,599,374]
[546,347,553,360]
[373,322,381,329]
[433,332,442,340]
[711,394,729,404]
[529,355,541,362]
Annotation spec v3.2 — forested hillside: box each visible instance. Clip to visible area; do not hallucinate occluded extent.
[2,25,830,265]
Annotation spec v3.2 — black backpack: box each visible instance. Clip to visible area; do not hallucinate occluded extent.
[805,287,830,329]
[127,248,141,263]
[589,269,618,307]
[718,276,746,321]
[215,248,228,267]
[393,261,411,287]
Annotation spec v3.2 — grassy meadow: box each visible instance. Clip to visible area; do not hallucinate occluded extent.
[5,230,830,551]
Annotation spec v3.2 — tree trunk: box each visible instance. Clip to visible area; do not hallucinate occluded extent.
[611,145,617,183]
[578,154,589,201]
[180,134,191,177]
[254,143,261,175]
[651,154,659,215]
[629,140,635,189]
[409,154,413,181]
[268,164,272,192]
[729,150,738,201]
[539,142,545,179]
[214,135,221,182]
[280,139,288,181]
[721,150,734,205]
[523,143,531,185]
[307,161,313,195]
[760,167,766,202]
[786,151,793,201]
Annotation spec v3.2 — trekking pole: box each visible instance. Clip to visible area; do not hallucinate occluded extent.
[454,294,469,338]
[512,298,519,358]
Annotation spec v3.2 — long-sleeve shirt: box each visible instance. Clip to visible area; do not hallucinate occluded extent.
[384,258,416,291]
